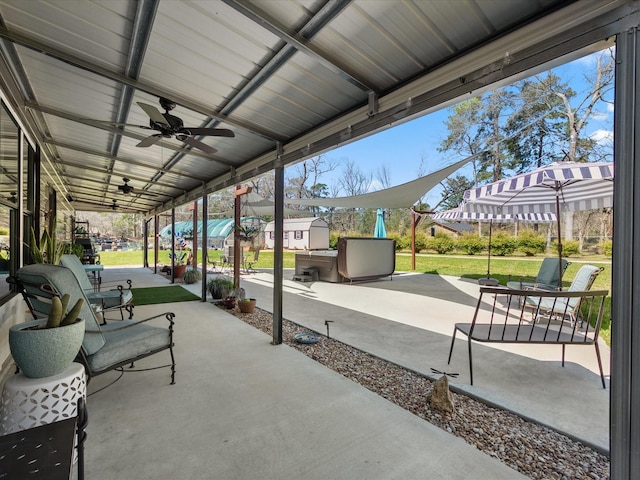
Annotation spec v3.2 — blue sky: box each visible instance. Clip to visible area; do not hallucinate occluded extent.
[292,49,614,208]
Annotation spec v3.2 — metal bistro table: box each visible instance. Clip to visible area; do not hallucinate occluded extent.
[83,263,104,292]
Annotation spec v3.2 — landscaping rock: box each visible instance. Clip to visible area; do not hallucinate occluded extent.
[428,375,455,413]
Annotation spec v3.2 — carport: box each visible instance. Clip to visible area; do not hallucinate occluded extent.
[0,1,639,476]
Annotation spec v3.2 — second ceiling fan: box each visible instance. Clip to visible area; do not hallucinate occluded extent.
[135,97,234,154]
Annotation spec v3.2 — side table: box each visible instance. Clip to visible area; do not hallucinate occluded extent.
[0,362,86,435]
[83,264,104,292]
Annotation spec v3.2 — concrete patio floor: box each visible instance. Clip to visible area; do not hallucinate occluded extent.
[234,270,610,452]
[81,265,609,479]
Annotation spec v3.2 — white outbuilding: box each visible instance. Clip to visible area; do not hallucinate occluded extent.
[264,217,329,250]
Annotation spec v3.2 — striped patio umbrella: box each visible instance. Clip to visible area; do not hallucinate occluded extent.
[432,208,556,282]
[462,161,614,284]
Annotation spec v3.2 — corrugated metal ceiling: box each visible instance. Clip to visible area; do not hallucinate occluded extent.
[0,0,632,214]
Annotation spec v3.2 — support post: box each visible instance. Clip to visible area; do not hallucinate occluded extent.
[411,210,416,271]
[233,185,252,289]
[273,162,284,345]
[411,210,430,271]
[154,215,159,273]
[201,193,208,301]
[191,201,198,270]
[170,208,175,284]
[611,24,640,480]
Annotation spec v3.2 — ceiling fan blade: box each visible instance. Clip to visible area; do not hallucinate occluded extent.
[137,102,168,125]
[136,135,163,148]
[109,122,152,129]
[182,137,217,155]
[182,127,235,137]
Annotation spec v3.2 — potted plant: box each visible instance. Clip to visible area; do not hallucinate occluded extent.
[223,295,237,309]
[235,224,260,242]
[182,268,201,284]
[169,250,189,278]
[27,223,69,265]
[207,276,235,300]
[9,294,85,378]
[238,298,257,313]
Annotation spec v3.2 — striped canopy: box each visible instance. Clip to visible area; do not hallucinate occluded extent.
[463,161,614,215]
[432,208,556,223]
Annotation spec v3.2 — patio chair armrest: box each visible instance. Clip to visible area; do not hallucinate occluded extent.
[85,312,175,333]
[101,279,132,291]
[522,284,557,292]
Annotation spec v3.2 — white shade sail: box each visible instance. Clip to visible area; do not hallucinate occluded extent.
[285,157,471,209]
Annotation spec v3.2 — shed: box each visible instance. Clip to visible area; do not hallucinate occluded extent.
[264,217,329,250]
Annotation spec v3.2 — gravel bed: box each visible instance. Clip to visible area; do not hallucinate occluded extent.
[221,305,610,480]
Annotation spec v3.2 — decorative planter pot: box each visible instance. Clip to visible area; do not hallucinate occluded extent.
[223,296,237,309]
[238,298,257,314]
[173,264,187,278]
[9,318,85,378]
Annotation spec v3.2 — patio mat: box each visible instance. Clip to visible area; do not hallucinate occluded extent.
[131,286,200,306]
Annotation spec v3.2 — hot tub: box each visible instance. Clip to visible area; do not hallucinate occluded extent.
[337,237,396,282]
[294,250,342,283]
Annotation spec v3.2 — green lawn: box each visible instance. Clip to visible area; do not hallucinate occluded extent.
[99,249,612,344]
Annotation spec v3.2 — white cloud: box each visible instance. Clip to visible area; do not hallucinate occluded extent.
[367,179,383,192]
[590,129,613,145]
[590,110,609,121]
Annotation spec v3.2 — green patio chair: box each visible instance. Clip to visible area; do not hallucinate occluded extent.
[524,264,603,326]
[14,263,176,385]
[60,254,134,320]
[506,257,570,291]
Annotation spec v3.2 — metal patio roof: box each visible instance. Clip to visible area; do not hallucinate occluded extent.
[0,0,634,216]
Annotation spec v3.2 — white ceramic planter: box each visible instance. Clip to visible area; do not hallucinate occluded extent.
[9,318,85,378]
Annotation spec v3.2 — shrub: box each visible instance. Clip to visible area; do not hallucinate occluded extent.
[207,276,234,299]
[182,268,201,284]
[601,239,613,257]
[386,233,407,251]
[552,240,581,257]
[517,231,546,256]
[329,232,340,249]
[427,233,455,254]
[456,233,485,255]
[490,233,518,256]
[399,234,413,251]
[414,232,428,253]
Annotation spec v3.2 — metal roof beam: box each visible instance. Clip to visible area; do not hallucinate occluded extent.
[25,102,236,167]
[223,0,372,93]
[145,1,635,216]
[0,24,281,142]
[108,0,159,177]
[41,139,206,184]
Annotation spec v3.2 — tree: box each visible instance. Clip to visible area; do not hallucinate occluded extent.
[439,90,516,183]
[552,50,615,162]
[504,72,569,171]
[439,98,484,184]
[438,174,474,211]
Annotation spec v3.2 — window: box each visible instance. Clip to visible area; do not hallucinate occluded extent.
[294,230,303,240]
[0,101,19,299]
